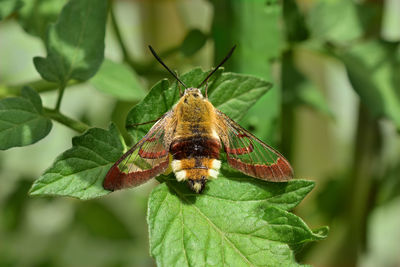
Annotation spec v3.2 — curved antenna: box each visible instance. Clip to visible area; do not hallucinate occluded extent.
[148,45,188,89]
[198,45,236,89]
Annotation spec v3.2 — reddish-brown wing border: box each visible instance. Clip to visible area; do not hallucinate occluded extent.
[103,112,173,191]
[216,110,293,181]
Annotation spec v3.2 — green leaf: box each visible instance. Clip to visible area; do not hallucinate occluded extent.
[75,201,134,240]
[126,68,271,143]
[208,72,272,122]
[29,124,124,200]
[307,0,363,43]
[17,0,67,40]
[148,173,327,266]
[335,41,400,130]
[180,29,208,57]
[297,85,333,117]
[1,179,31,231]
[33,0,107,85]
[282,50,333,118]
[0,86,52,150]
[381,0,400,41]
[90,59,146,101]
[0,0,23,20]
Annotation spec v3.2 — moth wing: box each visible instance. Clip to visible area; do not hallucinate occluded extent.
[216,110,293,181]
[103,112,174,191]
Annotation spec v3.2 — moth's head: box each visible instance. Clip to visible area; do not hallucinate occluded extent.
[183,88,204,100]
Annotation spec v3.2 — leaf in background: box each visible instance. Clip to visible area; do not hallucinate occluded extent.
[29,124,124,199]
[211,0,282,144]
[381,0,400,41]
[126,68,271,143]
[90,59,146,101]
[363,197,400,267]
[377,160,400,204]
[0,0,23,20]
[335,41,400,130]
[282,50,333,117]
[75,201,134,240]
[307,0,363,43]
[148,173,328,266]
[17,0,67,40]
[33,0,107,85]
[0,86,52,150]
[1,179,31,231]
[316,176,347,221]
[296,85,334,118]
[180,29,208,57]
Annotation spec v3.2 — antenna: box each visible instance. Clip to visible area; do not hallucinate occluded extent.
[198,45,236,89]
[148,45,188,89]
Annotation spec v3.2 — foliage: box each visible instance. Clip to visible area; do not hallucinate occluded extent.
[28,65,325,265]
[149,175,327,267]
[0,86,52,150]
[1,0,400,266]
[29,124,122,199]
[90,59,146,101]
[33,0,107,89]
[332,41,400,130]
[0,0,23,20]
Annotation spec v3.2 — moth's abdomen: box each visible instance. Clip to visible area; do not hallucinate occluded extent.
[170,136,221,193]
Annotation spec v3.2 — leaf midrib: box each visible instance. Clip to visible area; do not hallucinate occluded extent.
[0,116,46,134]
[33,160,111,192]
[168,182,256,267]
[62,1,92,82]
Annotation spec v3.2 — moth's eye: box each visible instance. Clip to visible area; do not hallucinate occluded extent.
[193,94,198,98]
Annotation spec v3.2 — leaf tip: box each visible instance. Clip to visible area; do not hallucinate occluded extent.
[312,226,330,239]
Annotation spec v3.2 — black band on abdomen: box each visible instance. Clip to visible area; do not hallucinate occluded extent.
[170,137,221,160]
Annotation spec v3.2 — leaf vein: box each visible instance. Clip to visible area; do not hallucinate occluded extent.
[180,204,190,266]
[169,183,256,267]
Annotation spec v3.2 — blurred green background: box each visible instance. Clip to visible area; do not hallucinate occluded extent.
[1,0,400,266]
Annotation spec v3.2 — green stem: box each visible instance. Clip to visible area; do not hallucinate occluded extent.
[110,2,130,63]
[280,50,296,161]
[109,2,182,74]
[55,83,66,110]
[0,80,80,98]
[335,104,381,266]
[43,108,89,133]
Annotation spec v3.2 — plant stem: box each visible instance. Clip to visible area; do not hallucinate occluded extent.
[0,80,80,98]
[280,50,297,161]
[55,83,66,110]
[43,108,89,133]
[110,2,130,63]
[335,104,381,266]
[109,1,183,75]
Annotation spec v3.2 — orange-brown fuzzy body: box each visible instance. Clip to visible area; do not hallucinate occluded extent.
[169,88,221,193]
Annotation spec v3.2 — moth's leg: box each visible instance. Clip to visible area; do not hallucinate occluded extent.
[178,82,183,96]
[126,117,162,128]
[175,71,183,96]
[205,80,209,98]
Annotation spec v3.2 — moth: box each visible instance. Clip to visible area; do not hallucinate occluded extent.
[103,45,293,193]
